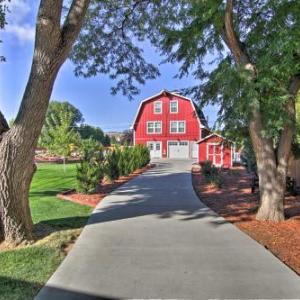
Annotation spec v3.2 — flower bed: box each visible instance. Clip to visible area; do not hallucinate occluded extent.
[192,166,300,275]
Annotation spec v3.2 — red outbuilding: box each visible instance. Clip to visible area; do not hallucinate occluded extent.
[132,90,233,167]
[197,133,233,168]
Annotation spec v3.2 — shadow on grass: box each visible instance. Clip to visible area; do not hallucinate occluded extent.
[0,276,118,300]
[36,216,89,230]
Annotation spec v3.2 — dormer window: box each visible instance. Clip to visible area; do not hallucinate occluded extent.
[170,100,178,113]
[154,101,162,114]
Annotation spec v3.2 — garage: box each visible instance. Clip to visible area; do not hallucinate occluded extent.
[168,141,189,159]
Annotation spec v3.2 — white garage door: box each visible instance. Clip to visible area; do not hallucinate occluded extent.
[168,141,189,159]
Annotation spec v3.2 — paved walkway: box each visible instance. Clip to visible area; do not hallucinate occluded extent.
[37,160,300,299]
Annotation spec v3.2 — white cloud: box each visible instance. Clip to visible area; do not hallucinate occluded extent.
[5,0,35,44]
[5,24,35,42]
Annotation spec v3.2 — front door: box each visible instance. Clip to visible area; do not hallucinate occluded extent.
[147,142,162,159]
[207,144,222,166]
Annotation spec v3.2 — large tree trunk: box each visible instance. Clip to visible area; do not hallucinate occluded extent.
[0,0,90,245]
[0,71,58,244]
[223,0,300,221]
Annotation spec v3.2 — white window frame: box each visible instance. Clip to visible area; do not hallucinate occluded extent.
[170,120,186,134]
[170,100,178,114]
[147,121,162,134]
[153,101,162,114]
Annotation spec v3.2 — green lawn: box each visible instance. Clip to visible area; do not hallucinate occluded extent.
[0,163,92,300]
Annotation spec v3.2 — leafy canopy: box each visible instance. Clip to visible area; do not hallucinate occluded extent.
[70,0,163,100]
[93,1,300,139]
[39,101,83,148]
[45,109,80,157]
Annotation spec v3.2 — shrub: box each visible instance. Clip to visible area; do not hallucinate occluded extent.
[76,139,104,193]
[118,146,131,176]
[115,145,150,178]
[105,149,120,182]
[201,160,222,188]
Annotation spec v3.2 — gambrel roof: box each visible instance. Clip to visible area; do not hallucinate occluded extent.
[131,89,209,130]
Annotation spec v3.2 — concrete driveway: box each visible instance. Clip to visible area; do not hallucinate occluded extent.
[37,160,300,299]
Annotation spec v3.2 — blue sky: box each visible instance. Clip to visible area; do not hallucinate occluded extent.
[0,0,218,132]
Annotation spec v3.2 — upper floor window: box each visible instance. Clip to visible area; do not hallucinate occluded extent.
[147,121,162,134]
[170,100,178,113]
[154,101,162,114]
[170,121,185,133]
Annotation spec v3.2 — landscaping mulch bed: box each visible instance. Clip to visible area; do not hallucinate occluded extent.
[57,164,154,207]
[192,165,300,275]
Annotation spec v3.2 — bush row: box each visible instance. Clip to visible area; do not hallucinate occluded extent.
[76,139,150,193]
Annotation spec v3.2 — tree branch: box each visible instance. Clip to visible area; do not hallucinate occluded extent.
[223,0,251,66]
[61,0,90,51]
[0,110,9,137]
[119,0,150,38]
[35,0,63,46]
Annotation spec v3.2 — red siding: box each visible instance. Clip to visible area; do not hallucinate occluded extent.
[134,93,201,158]
[198,135,232,167]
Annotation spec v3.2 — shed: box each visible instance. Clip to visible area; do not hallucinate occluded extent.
[197,133,233,168]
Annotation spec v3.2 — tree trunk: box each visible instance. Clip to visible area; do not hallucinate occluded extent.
[0,70,58,244]
[223,0,300,221]
[254,151,285,221]
[0,0,90,244]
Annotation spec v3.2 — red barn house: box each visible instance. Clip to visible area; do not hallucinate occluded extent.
[132,90,233,167]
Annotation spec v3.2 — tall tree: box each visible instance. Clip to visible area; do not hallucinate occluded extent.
[77,124,105,144]
[117,0,299,221]
[46,109,80,166]
[0,0,159,245]
[120,129,133,145]
[39,101,83,147]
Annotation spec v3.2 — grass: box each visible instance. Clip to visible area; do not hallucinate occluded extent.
[0,163,92,300]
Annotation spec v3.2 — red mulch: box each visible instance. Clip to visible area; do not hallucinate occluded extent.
[57,165,153,207]
[192,166,300,275]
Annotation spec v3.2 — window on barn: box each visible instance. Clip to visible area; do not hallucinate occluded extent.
[147,121,162,134]
[170,100,178,113]
[154,101,162,114]
[170,121,185,133]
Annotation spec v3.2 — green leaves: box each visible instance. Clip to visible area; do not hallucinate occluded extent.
[71,0,161,100]
[44,107,81,157]
[77,139,105,194]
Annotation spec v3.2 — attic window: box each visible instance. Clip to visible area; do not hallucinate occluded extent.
[154,101,162,114]
[170,100,178,113]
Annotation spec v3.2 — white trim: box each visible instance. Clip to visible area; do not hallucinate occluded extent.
[169,120,186,134]
[153,100,162,114]
[146,121,162,134]
[170,99,178,114]
[167,140,190,159]
[197,133,233,144]
[206,142,223,167]
[131,90,207,134]
[133,129,136,146]
[191,141,198,159]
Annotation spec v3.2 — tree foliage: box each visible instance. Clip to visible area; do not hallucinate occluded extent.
[39,101,83,148]
[0,0,9,62]
[77,138,104,193]
[70,0,161,100]
[78,124,110,146]
[46,110,81,157]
